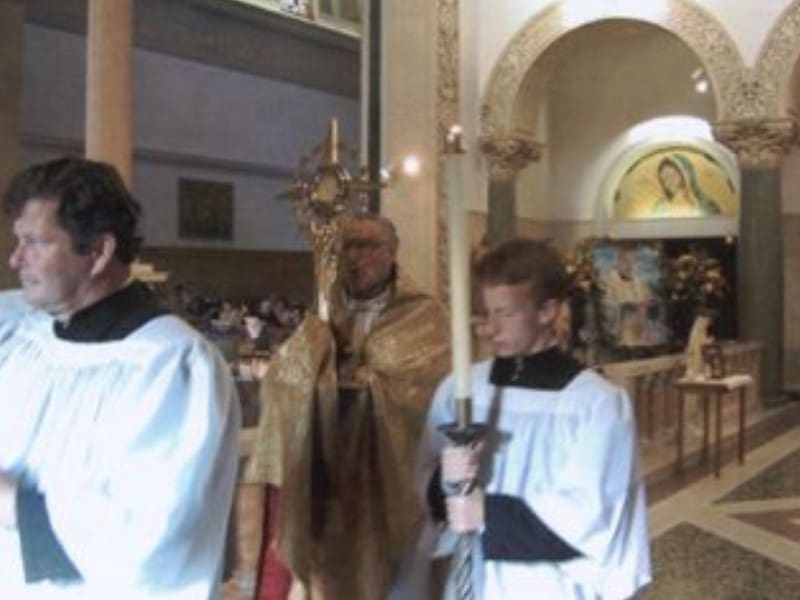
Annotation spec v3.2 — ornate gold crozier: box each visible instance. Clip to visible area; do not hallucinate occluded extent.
[281,117,380,319]
[251,118,448,599]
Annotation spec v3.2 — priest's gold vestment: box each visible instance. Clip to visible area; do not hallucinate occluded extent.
[247,278,450,599]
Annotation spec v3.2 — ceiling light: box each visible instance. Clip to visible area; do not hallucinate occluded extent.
[402,155,421,177]
[695,79,709,94]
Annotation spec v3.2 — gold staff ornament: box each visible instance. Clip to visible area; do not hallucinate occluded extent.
[277,118,383,321]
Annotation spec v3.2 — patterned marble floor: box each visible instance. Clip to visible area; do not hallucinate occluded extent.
[225,404,800,599]
[640,418,800,599]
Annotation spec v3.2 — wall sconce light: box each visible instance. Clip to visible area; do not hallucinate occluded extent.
[377,155,422,185]
[691,67,709,94]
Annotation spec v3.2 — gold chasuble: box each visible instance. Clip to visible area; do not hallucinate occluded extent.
[247,276,450,599]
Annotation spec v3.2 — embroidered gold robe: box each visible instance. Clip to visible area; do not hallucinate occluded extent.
[247,277,450,599]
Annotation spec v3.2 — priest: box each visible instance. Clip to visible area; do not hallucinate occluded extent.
[418,238,651,599]
[0,157,240,599]
[247,213,450,599]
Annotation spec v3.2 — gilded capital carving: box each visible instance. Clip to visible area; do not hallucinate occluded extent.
[480,136,543,181]
[712,118,797,169]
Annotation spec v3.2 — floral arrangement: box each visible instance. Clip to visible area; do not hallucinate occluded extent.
[563,241,603,359]
[662,251,729,308]
[661,249,729,345]
[566,241,600,297]
[563,240,731,358]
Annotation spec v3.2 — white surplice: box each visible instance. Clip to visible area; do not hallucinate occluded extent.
[0,291,240,600]
[0,289,28,337]
[417,361,651,600]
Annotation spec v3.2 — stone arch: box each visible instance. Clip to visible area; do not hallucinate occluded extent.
[481,0,748,139]
[753,0,800,119]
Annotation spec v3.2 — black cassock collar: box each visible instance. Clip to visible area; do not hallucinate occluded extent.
[54,280,168,342]
[489,346,583,391]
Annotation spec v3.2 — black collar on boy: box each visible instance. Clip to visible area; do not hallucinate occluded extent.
[489,346,583,390]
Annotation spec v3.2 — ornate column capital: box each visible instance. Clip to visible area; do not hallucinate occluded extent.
[712,118,797,169]
[479,135,543,181]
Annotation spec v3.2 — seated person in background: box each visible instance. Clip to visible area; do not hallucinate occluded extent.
[260,295,292,350]
[417,238,651,599]
[285,302,305,331]
[0,157,240,599]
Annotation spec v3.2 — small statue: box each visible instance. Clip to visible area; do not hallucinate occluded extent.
[684,313,713,379]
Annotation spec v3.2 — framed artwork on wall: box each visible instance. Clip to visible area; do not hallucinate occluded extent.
[592,241,669,358]
[567,236,735,364]
[611,146,738,220]
[178,178,234,241]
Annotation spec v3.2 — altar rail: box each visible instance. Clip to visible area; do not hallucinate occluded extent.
[602,342,763,442]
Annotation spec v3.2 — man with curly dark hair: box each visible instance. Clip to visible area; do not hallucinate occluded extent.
[0,157,240,599]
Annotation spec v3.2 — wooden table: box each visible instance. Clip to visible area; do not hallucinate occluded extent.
[675,374,754,477]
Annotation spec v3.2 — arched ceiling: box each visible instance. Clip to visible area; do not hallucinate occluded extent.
[512,19,716,139]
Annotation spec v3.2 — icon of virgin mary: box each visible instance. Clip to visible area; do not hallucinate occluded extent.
[651,154,721,217]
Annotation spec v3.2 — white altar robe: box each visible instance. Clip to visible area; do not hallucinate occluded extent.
[417,361,651,600]
[0,292,240,600]
[0,289,28,338]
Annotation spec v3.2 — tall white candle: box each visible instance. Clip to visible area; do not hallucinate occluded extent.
[444,125,473,425]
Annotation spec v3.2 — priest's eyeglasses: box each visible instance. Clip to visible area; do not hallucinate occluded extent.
[342,238,389,254]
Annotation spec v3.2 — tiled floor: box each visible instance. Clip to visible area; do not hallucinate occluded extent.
[225,402,800,599]
[640,406,800,598]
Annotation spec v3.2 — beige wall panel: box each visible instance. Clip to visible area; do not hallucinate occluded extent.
[382,0,439,294]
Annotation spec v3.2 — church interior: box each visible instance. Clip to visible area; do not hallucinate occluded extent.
[1,0,800,598]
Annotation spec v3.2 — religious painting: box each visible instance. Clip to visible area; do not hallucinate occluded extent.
[592,241,669,356]
[178,178,233,241]
[612,146,738,220]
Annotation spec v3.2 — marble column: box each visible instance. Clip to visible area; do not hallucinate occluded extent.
[86,0,133,185]
[479,135,542,243]
[713,118,796,398]
[0,0,25,288]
